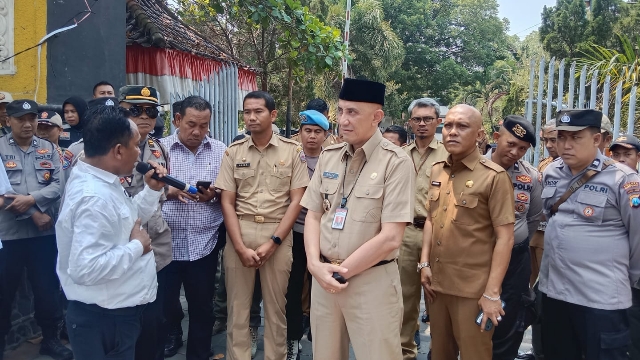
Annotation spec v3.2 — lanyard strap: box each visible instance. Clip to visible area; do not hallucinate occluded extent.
[340,158,368,208]
[412,147,433,174]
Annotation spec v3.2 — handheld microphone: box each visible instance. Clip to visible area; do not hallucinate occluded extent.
[135,162,198,195]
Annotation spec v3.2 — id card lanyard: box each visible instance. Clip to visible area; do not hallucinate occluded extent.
[331,158,367,230]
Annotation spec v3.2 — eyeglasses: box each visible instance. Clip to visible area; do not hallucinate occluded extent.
[129,106,159,119]
[410,116,436,124]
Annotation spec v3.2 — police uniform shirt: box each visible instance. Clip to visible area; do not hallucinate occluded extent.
[426,150,515,298]
[0,134,61,240]
[300,130,414,261]
[484,150,542,244]
[403,138,449,220]
[121,136,172,272]
[62,139,85,181]
[215,134,309,219]
[530,156,555,247]
[58,125,82,150]
[540,151,640,310]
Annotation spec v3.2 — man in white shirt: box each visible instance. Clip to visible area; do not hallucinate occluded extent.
[56,106,168,360]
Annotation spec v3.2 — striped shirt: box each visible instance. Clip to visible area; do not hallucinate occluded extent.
[160,134,226,261]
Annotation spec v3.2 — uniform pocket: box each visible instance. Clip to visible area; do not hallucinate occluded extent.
[540,186,556,199]
[352,184,384,222]
[35,161,54,184]
[575,192,607,224]
[600,329,630,359]
[4,161,22,185]
[321,179,340,195]
[234,169,255,194]
[427,188,440,218]
[452,194,478,225]
[268,168,291,192]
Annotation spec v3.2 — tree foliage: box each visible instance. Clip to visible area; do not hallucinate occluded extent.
[539,0,589,60]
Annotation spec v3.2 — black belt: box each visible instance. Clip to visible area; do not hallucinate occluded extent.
[413,217,426,229]
[320,255,396,268]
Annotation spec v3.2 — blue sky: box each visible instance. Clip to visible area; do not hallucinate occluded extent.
[498,0,558,38]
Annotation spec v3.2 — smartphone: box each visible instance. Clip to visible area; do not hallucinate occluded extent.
[475,300,506,331]
[332,272,348,284]
[196,181,212,194]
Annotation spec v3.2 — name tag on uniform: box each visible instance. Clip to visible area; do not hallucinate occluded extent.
[236,163,251,168]
[431,181,441,186]
[323,171,339,179]
[331,208,348,230]
[60,132,70,140]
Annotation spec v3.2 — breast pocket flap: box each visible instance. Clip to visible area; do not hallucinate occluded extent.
[354,184,384,199]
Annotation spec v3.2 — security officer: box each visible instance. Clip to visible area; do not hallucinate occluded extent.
[62,97,119,180]
[398,97,448,360]
[290,98,339,146]
[300,78,414,360]
[608,134,640,360]
[420,104,515,360]
[117,85,173,360]
[0,100,72,360]
[215,91,309,360]
[485,115,541,360]
[0,92,13,136]
[540,109,640,359]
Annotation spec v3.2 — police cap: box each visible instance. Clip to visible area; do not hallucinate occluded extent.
[610,134,640,152]
[502,115,536,147]
[556,109,602,132]
[6,99,38,118]
[119,85,159,105]
[37,111,63,128]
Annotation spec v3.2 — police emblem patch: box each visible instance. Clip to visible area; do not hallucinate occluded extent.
[152,150,161,158]
[512,124,527,137]
[22,102,31,110]
[517,193,529,202]
[560,114,571,123]
[630,194,640,208]
[43,172,51,181]
[141,87,151,97]
[515,203,526,213]
[583,206,595,217]
[40,112,48,119]
[36,149,49,154]
[5,161,16,168]
[516,175,532,183]
[105,99,115,106]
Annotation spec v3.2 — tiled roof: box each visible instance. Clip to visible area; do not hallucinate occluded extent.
[125,0,255,70]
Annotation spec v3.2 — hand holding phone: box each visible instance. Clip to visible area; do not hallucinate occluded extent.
[196,181,212,194]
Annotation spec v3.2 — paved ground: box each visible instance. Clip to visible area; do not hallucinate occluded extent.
[5,293,534,360]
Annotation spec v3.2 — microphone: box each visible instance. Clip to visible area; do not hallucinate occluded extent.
[135,162,198,195]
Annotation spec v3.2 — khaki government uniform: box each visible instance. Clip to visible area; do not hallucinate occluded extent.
[398,138,448,360]
[529,156,554,286]
[215,134,309,360]
[426,150,515,360]
[122,136,172,272]
[290,132,340,148]
[300,130,415,360]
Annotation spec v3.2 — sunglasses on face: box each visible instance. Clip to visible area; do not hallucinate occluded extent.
[129,106,159,118]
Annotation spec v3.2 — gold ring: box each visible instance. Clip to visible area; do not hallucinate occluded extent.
[329,289,336,293]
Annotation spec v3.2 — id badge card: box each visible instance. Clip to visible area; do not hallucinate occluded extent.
[331,207,348,230]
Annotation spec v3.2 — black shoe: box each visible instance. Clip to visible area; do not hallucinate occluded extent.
[164,333,183,358]
[40,337,74,360]
[516,350,537,360]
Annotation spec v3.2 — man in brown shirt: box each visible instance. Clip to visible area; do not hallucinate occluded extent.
[420,104,515,360]
[301,78,414,360]
[398,98,448,360]
[215,91,309,360]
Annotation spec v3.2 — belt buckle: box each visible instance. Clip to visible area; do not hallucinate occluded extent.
[330,259,343,266]
[254,216,265,223]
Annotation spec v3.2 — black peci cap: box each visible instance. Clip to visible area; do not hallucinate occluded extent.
[339,78,386,106]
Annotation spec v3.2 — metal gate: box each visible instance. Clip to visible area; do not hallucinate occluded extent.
[524,57,638,166]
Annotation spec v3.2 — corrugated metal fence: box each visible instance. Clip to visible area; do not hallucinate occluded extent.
[524,57,638,166]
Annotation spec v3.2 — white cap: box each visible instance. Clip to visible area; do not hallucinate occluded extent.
[0,91,13,104]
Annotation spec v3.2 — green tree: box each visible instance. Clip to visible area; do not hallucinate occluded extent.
[587,0,622,49]
[539,0,589,59]
[615,1,640,44]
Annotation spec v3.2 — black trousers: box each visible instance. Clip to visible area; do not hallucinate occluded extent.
[541,293,630,360]
[492,240,532,360]
[629,287,640,360]
[135,266,169,360]
[164,249,219,360]
[285,231,308,341]
[0,235,63,337]
[66,300,145,360]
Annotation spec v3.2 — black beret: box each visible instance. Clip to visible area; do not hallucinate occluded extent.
[88,97,118,109]
[556,109,602,131]
[339,78,385,106]
[610,134,640,152]
[503,115,536,147]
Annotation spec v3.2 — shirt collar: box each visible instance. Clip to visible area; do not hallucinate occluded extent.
[343,130,383,161]
[483,148,520,172]
[445,148,482,170]
[168,134,212,151]
[247,133,279,149]
[6,133,38,149]
[555,150,606,173]
[77,161,120,185]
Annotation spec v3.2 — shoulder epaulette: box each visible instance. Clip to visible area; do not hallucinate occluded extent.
[611,161,636,175]
[381,141,408,157]
[279,136,302,146]
[228,136,250,148]
[324,142,348,151]
[479,158,506,173]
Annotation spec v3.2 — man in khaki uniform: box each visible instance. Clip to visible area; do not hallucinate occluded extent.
[420,104,515,360]
[301,78,414,360]
[215,91,309,360]
[291,98,339,147]
[398,97,448,360]
[118,85,173,360]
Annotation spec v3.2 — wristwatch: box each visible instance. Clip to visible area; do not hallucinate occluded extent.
[271,235,282,245]
[417,262,431,272]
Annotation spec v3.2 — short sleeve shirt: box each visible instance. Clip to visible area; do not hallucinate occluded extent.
[215,134,309,219]
[427,150,515,298]
[300,130,415,260]
[403,138,449,219]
